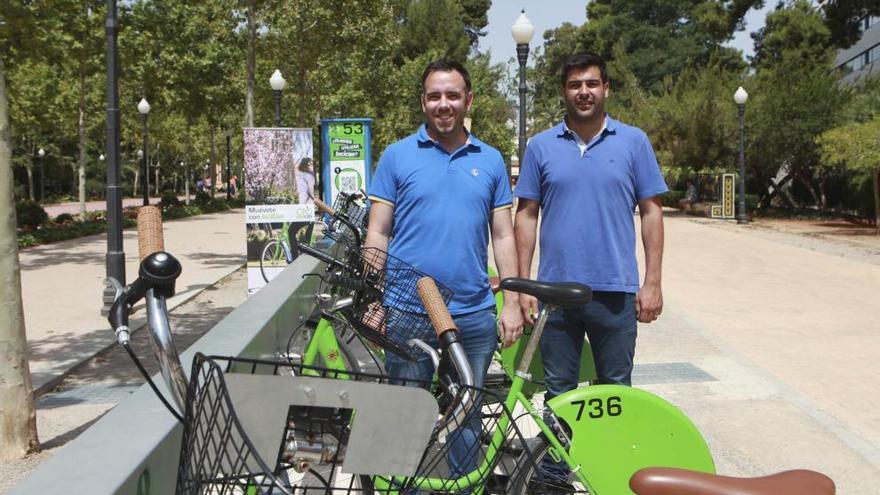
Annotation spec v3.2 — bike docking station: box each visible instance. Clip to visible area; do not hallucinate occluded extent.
[12,254,343,494]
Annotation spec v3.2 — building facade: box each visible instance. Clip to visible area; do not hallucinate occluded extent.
[835,14,880,83]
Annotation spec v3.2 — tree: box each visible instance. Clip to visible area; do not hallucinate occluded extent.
[747,1,848,207]
[817,117,880,232]
[822,0,880,49]
[0,56,39,461]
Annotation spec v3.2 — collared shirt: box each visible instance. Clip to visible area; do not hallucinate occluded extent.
[515,115,667,293]
[563,117,607,157]
[370,124,513,314]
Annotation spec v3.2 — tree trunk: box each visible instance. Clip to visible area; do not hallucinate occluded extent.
[873,168,879,235]
[0,57,40,461]
[245,0,256,128]
[133,168,139,197]
[25,163,34,201]
[77,5,88,218]
[209,128,216,196]
[154,158,159,196]
[797,174,820,208]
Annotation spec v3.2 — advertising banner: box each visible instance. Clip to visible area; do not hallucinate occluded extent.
[321,119,373,208]
[244,128,315,294]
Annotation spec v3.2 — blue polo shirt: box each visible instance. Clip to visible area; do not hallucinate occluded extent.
[370,124,513,315]
[515,116,667,293]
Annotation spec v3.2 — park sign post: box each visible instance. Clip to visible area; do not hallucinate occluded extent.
[320,119,373,207]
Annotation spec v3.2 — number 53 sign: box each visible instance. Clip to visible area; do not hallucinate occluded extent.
[320,118,373,207]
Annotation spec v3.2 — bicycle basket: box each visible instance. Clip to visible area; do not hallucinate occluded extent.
[337,247,453,363]
[177,353,382,494]
[323,193,368,248]
[177,354,548,495]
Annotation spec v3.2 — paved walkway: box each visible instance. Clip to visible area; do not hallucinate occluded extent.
[42,194,211,217]
[19,208,245,394]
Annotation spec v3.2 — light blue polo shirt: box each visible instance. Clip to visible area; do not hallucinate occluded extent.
[370,124,513,315]
[515,116,667,293]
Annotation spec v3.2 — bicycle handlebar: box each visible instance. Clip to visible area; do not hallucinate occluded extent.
[313,198,336,217]
[416,277,475,440]
[138,205,164,260]
[416,278,458,338]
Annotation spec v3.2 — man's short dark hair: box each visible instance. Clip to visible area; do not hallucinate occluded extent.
[421,59,472,93]
[560,53,608,86]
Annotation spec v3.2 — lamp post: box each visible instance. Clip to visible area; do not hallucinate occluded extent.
[37,148,46,201]
[734,86,748,224]
[270,69,286,127]
[511,10,535,179]
[104,0,125,314]
[225,128,233,200]
[138,97,151,205]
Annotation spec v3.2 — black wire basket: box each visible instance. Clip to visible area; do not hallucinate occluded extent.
[335,247,454,363]
[176,353,544,495]
[323,193,369,248]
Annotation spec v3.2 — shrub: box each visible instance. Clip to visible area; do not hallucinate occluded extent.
[16,201,48,228]
[55,213,75,224]
[662,190,684,208]
[159,190,182,208]
[194,190,212,206]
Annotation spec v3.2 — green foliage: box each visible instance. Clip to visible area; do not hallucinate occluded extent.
[817,117,880,174]
[159,191,182,208]
[15,200,48,228]
[54,213,75,224]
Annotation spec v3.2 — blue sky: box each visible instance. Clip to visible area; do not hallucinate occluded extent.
[479,1,775,66]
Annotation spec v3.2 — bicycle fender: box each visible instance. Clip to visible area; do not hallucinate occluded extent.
[547,385,715,494]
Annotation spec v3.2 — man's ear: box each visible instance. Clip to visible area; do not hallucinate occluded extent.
[465,91,474,112]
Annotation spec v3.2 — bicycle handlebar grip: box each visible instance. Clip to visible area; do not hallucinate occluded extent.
[417,277,458,337]
[314,198,336,216]
[137,206,164,261]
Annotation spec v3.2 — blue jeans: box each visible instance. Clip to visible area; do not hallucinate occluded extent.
[385,307,497,483]
[539,292,637,481]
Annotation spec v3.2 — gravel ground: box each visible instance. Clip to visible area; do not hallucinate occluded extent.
[681,214,880,266]
[0,268,247,493]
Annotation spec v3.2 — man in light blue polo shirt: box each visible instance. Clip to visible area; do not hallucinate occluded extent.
[365,60,522,481]
[516,51,667,400]
[515,51,667,489]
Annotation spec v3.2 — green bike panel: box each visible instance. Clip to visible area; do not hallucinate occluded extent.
[547,385,715,494]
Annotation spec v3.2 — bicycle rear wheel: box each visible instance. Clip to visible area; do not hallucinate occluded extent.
[287,319,363,374]
[260,239,288,283]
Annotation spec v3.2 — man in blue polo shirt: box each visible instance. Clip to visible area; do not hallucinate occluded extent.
[516,50,667,398]
[365,59,522,480]
[515,51,666,489]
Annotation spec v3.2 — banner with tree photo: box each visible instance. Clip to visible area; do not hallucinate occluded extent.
[244,128,315,294]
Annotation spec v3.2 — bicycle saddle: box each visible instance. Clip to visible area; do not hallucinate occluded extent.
[630,467,835,495]
[499,278,592,308]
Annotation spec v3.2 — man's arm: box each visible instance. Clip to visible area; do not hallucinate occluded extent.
[514,199,540,324]
[364,202,393,252]
[636,195,664,324]
[491,207,523,348]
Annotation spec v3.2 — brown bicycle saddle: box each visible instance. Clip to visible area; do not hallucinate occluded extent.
[630,467,835,495]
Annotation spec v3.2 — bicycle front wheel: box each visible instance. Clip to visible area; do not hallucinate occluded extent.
[260,239,288,283]
[509,436,589,494]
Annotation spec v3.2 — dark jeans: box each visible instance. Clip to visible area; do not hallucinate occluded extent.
[385,307,497,484]
[539,292,637,481]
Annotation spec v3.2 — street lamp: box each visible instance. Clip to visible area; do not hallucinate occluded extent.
[104,0,125,315]
[138,97,151,206]
[511,10,534,179]
[734,86,748,224]
[37,148,46,201]
[270,69,286,127]
[226,128,233,200]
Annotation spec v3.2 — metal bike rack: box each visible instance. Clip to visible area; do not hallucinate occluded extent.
[11,256,325,495]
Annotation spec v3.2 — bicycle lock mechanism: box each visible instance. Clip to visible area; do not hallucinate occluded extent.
[107,205,188,420]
